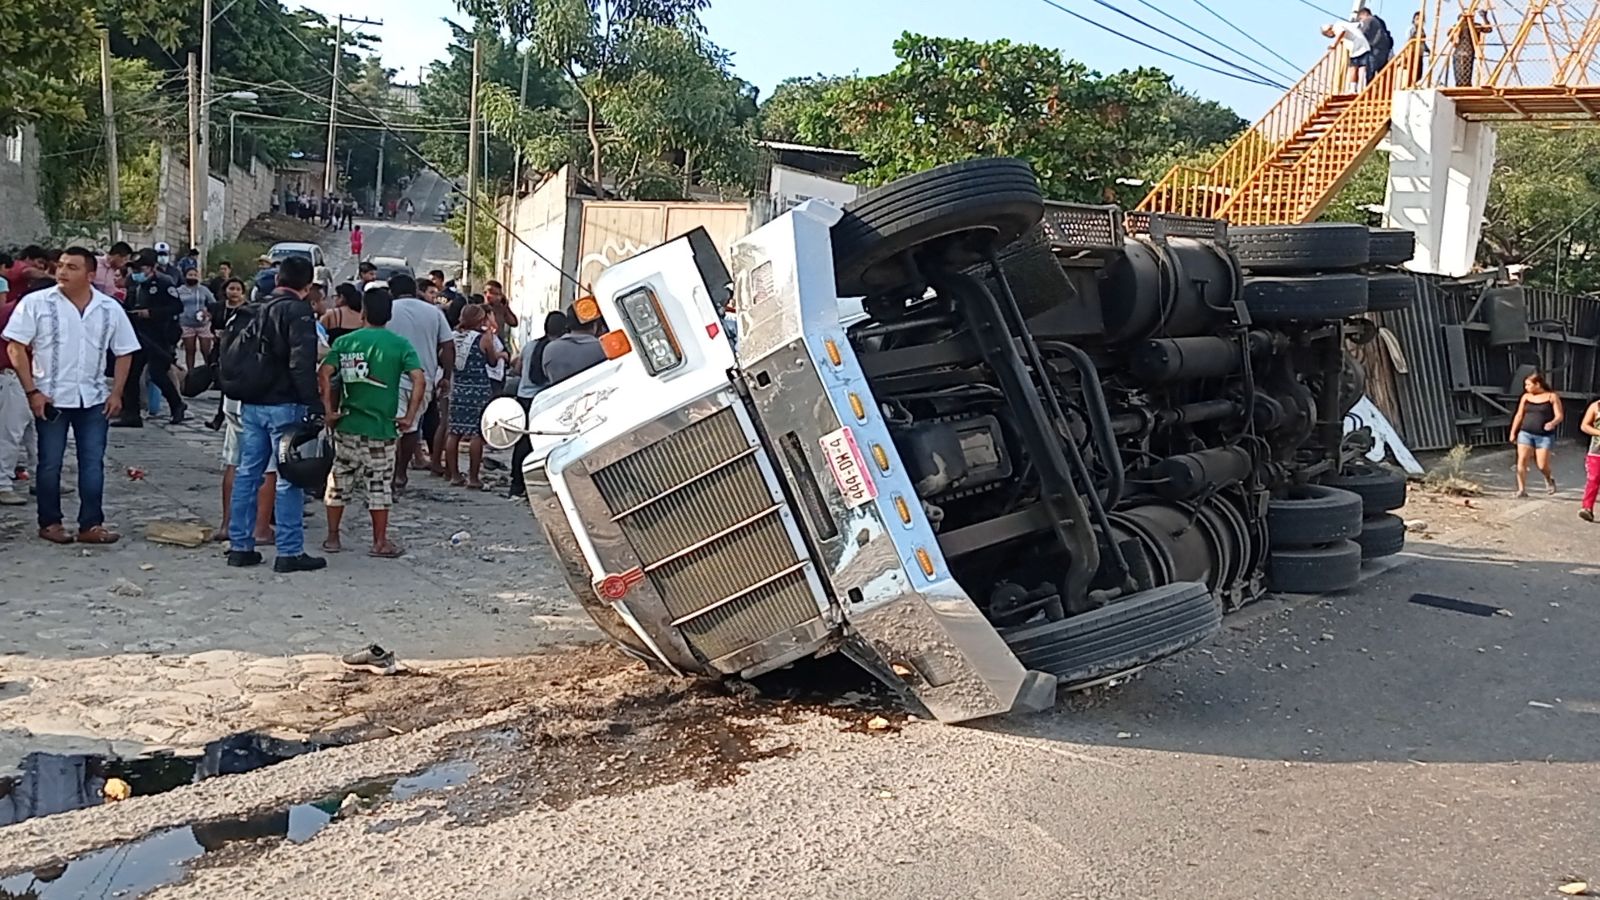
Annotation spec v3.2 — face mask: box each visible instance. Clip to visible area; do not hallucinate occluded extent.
[157,255,170,265]
[130,272,148,284]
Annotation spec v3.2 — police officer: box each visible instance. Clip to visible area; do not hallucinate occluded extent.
[114,248,188,426]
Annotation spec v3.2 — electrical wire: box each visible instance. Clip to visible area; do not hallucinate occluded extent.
[1186,0,1307,81]
[1290,0,1348,20]
[1070,0,1292,89]
[228,110,471,133]
[1034,0,1288,89]
[239,0,584,288]
[1131,0,1302,85]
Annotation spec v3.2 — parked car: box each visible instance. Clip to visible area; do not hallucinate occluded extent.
[369,255,413,284]
[266,241,332,289]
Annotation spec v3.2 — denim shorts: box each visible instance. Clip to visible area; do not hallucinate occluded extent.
[1517,431,1556,451]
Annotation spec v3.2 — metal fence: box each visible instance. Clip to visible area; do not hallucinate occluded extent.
[1378,275,1600,452]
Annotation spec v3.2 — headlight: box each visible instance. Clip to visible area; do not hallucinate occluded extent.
[616,287,682,375]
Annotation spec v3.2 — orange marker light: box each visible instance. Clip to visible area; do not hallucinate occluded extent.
[848,393,866,421]
[824,339,843,367]
[915,548,936,577]
[893,495,913,525]
[574,295,602,324]
[871,444,891,473]
[600,330,632,359]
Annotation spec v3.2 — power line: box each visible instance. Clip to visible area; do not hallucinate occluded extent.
[1290,0,1347,20]
[1131,0,1302,85]
[240,0,582,288]
[1034,0,1288,90]
[1072,0,1292,89]
[1186,0,1308,81]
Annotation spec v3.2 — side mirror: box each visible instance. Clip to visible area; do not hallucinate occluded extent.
[481,397,528,450]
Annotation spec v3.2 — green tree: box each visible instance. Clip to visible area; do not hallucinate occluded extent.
[791,33,1197,203]
[758,75,847,144]
[0,0,176,134]
[459,0,755,196]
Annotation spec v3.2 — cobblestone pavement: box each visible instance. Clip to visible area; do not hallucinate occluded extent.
[0,193,592,777]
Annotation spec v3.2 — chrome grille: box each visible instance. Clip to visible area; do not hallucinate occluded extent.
[590,406,821,661]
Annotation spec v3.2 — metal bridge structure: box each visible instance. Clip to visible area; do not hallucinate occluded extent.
[1139,1,1600,229]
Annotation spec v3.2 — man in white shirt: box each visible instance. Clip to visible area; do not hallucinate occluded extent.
[383,273,454,489]
[1,247,140,545]
[1323,20,1373,89]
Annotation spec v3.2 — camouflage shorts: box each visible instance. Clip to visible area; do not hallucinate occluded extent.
[324,432,397,510]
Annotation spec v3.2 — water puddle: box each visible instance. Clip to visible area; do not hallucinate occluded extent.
[0,759,475,899]
[0,732,325,828]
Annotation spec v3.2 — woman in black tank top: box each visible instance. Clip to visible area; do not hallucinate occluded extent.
[322,283,364,342]
[1511,372,1564,497]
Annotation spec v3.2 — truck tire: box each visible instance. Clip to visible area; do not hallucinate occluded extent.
[1002,582,1221,688]
[1354,513,1406,559]
[1322,463,1407,515]
[1368,228,1416,266]
[1268,484,1364,548]
[1268,540,1363,593]
[832,158,1045,299]
[1231,223,1370,273]
[1242,274,1368,323]
[1366,272,1417,313]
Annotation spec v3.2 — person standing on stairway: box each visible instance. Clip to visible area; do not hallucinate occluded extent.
[1357,8,1393,81]
[1322,21,1372,90]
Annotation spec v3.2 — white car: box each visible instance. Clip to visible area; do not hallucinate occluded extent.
[267,241,333,287]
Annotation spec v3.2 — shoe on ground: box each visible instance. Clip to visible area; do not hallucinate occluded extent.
[273,553,327,573]
[341,644,397,674]
[110,418,144,428]
[1582,508,1595,522]
[226,549,264,567]
[170,407,187,425]
[0,490,25,506]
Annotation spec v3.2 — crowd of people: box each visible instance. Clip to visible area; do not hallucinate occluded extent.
[275,190,357,231]
[0,234,606,570]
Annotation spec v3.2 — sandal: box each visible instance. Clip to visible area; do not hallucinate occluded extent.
[321,537,343,553]
[465,480,484,491]
[450,476,467,487]
[77,525,121,545]
[39,524,75,544]
[368,542,405,558]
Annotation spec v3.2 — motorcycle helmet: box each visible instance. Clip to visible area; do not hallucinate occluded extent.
[181,364,214,398]
[277,419,333,493]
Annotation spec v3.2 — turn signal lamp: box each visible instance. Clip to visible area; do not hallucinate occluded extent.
[600,330,632,360]
[573,295,602,324]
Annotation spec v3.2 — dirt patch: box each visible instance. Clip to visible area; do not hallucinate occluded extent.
[237,214,330,246]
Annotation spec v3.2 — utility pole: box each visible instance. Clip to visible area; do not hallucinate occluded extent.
[324,14,383,199]
[506,44,530,284]
[197,0,214,270]
[323,16,342,198]
[463,35,482,288]
[99,31,121,244]
[188,52,203,260]
[374,130,385,217]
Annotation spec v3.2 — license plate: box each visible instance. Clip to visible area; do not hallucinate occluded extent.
[819,426,877,509]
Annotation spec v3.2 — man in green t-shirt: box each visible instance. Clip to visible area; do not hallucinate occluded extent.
[317,289,425,557]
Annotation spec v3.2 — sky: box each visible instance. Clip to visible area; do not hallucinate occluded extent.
[293,0,1393,121]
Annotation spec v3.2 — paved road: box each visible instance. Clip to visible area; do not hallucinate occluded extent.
[332,170,463,284]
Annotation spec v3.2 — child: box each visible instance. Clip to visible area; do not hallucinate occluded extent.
[350,225,363,260]
[1580,398,1600,521]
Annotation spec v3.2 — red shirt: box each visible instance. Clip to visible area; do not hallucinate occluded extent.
[0,298,19,372]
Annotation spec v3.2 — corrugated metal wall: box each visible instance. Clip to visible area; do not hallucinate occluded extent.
[1378,275,1600,451]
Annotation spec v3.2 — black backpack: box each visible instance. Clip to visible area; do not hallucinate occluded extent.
[218,297,282,402]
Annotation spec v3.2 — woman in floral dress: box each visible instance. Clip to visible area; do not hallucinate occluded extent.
[446,304,503,489]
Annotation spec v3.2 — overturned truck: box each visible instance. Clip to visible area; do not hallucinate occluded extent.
[484,159,1414,723]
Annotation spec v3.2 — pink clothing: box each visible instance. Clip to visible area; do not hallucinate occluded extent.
[350,232,363,256]
[1585,455,1600,512]
[92,258,120,296]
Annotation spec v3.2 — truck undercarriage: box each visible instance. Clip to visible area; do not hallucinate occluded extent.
[487,158,1414,723]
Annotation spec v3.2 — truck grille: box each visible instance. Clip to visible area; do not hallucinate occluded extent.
[590,407,821,661]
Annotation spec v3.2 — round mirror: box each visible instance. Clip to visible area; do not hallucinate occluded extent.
[481,396,529,450]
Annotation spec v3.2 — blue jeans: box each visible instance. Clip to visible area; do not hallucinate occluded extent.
[36,403,109,531]
[230,403,307,555]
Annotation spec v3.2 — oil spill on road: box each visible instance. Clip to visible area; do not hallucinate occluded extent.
[0,759,476,899]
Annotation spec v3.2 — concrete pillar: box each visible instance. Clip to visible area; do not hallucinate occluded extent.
[1382,89,1497,277]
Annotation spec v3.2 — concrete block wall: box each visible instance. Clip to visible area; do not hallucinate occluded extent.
[0,128,51,247]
